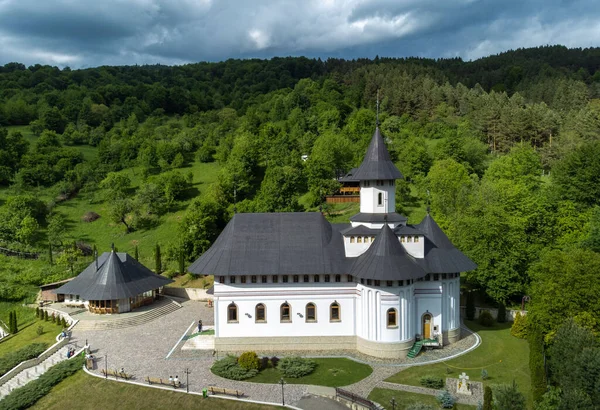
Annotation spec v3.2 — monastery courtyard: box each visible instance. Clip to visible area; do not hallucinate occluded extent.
[67,298,480,408]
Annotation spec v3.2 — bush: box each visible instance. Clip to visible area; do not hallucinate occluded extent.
[163,270,178,279]
[36,326,44,336]
[0,356,83,410]
[437,390,456,409]
[419,375,444,389]
[481,369,488,380]
[493,380,526,410]
[511,312,528,339]
[479,310,494,327]
[61,317,67,327]
[43,311,48,321]
[483,386,493,410]
[238,351,259,371]
[497,303,507,323]
[260,356,270,370]
[466,292,476,320]
[211,355,258,380]
[0,343,49,376]
[51,313,56,323]
[277,356,317,378]
[270,356,280,368]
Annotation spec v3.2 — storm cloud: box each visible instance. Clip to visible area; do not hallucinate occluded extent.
[0,0,599,67]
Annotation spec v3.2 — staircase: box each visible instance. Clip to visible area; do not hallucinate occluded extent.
[73,301,181,331]
[0,345,73,400]
[407,340,423,358]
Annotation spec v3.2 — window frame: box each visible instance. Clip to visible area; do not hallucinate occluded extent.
[387,308,398,328]
[305,303,317,322]
[255,303,266,323]
[330,302,341,322]
[280,302,291,323]
[227,303,238,323]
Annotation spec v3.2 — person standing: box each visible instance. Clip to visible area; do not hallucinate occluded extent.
[198,320,203,333]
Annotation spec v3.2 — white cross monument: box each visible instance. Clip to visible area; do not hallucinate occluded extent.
[457,372,472,395]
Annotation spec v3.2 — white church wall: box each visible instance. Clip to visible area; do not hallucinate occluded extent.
[214,282,356,338]
[359,184,395,214]
[414,281,443,339]
[343,236,373,257]
[399,236,424,258]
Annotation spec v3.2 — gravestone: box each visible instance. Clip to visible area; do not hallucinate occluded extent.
[457,372,472,395]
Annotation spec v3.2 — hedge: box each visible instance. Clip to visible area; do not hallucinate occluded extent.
[0,343,48,377]
[0,356,84,410]
[277,356,316,378]
[211,355,258,380]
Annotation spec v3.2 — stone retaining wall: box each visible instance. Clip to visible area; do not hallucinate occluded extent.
[163,287,212,301]
[356,337,414,359]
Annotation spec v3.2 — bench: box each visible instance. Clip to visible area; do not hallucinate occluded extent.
[101,369,132,380]
[207,386,245,397]
[145,376,181,388]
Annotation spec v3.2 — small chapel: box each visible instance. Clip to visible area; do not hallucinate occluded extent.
[189,124,476,359]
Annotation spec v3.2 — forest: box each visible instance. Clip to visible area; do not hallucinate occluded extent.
[1,44,600,408]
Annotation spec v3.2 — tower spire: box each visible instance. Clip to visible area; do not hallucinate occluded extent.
[376,89,380,127]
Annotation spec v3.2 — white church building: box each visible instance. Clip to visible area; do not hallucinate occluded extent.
[189,126,476,359]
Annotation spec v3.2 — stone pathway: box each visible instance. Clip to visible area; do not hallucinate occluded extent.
[0,338,81,400]
[69,301,481,408]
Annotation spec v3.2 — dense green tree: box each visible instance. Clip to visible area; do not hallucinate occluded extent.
[529,326,547,403]
[553,141,600,207]
[493,380,526,410]
[154,244,162,274]
[179,196,229,260]
[99,172,131,201]
[483,386,493,410]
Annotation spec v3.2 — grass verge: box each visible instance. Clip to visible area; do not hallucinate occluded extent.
[0,318,63,357]
[245,358,373,387]
[30,370,283,410]
[369,388,476,409]
[385,320,531,407]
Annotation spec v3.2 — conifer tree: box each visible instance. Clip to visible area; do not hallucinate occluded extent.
[134,245,139,261]
[8,311,14,334]
[466,292,476,320]
[497,303,506,323]
[155,244,162,274]
[44,310,49,321]
[483,386,493,410]
[179,250,185,275]
[48,243,53,265]
[529,326,547,403]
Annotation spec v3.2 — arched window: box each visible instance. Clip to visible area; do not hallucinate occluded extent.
[255,303,266,322]
[306,303,316,322]
[314,275,320,282]
[228,303,238,323]
[335,274,341,283]
[330,302,341,322]
[280,303,291,322]
[303,275,309,283]
[387,308,398,327]
[350,236,355,243]
[378,192,383,206]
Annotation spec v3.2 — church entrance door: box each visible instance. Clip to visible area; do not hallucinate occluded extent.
[422,313,432,339]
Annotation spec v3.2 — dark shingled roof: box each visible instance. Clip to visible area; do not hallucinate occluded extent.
[341,225,380,236]
[349,212,407,223]
[54,252,173,300]
[338,168,359,182]
[349,224,427,280]
[351,127,403,181]
[188,212,347,276]
[416,214,477,273]
[395,225,424,235]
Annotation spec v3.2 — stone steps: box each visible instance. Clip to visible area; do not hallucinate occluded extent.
[407,340,423,358]
[73,302,181,331]
[0,346,71,399]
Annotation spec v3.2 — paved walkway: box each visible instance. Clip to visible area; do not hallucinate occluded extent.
[70,300,480,408]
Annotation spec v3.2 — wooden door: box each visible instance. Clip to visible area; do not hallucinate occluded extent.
[423,314,432,339]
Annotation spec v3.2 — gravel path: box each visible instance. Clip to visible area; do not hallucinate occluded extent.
[71,301,480,408]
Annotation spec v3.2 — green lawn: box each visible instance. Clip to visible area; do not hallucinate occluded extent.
[245,358,373,387]
[0,318,63,357]
[30,370,283,410]
[369,388,475,410]
[385,321,531,407]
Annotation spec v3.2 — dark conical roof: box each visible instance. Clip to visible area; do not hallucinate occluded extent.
[416,214,477,273]
[349,224,426,280]
[54,251,173,300]
[352,127,403,181]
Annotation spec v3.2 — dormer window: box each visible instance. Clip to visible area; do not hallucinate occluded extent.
[414,236,420,243]
[407,236,412,243]
[401,236,406,243]
[350,236,355,243]
[357,237,363,243]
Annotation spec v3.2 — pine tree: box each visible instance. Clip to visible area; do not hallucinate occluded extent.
[35,307,40,319]
[466,292,476,320]
[134,245,139,261]
[61,317,67,328]
[497,303,506,323]
[51,313,56,323]
[44,310,49,321]
[529,326,547,403]
[8,311,14,334]
[483,386,493,410]
[155,244,162,274]
[179,250,185,275]
[511,312,528,339]
[48,243,53,265]
[13,311,18,333]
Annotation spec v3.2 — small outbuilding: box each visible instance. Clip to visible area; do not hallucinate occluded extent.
[39,278,73,303]
[54,247,173,314]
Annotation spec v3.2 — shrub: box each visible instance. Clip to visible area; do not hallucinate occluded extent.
[437,390,456,409]
[36,326,44,336]
[466,292,476,320]
[260,356,270,370]
[0,356,83,410]
[61,317,67,327]
[277,356,317,378]
[419,375,444,389]
[238,351,259,370]
[493,380,526,410]
[481,369,488,380]
[43,311,48,321]
[211,355,258,380]
[35,307,40,318]
[479,310,494,327]
[511,312,528,339]
[0,343,48,376]
[163,270,178,279]
[483,386,493,410]
[51,313,56,323]
[270,356,280,368]
[497,303,507,323]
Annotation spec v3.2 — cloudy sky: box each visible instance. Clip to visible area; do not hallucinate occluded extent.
[0,0,599,68]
